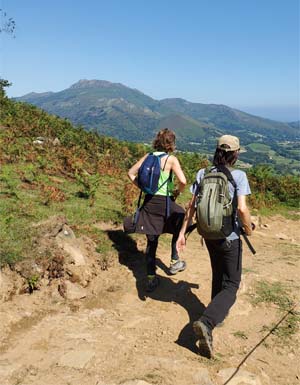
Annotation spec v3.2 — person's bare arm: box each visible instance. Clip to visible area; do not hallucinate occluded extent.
[237,195,253,235]
[127,154,148,186]
[170,156,187,192]
[176,195,196,252]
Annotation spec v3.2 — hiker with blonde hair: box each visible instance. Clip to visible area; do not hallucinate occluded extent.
[128,128,187,292]
[177,134,254,358]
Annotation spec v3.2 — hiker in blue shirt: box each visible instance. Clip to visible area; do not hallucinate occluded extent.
[176,135,254,358]
[128,128,187,292]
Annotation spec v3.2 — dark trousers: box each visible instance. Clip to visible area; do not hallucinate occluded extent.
[200,238,242,330]
[146,234,179,276]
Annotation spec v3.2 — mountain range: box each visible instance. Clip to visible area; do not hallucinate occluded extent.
[16,79,299,171]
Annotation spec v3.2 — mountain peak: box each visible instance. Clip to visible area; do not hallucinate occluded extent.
[69,79,125,89]
[161,97,190,104]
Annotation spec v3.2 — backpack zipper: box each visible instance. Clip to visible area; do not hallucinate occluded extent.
[208,188,212,226]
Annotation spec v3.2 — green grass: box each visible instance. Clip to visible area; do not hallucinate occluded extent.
[247,142,300,171]
[250,280,294,311]
[0,163,124,266]
[158,233,173,248]
[278,243,300,261]
[256,205,300,220]
[261,312,300,341]
[248,143,272,153]
[174,186,193,210]
[249,280,300,342]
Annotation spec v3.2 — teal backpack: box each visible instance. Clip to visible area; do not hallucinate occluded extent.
[195,165,237,239]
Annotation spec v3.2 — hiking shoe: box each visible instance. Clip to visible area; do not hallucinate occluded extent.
[193,320,213,359]
[215,321,224,328]
[216,312,229,328]
[146,276,160,292]
[169,260,186,275]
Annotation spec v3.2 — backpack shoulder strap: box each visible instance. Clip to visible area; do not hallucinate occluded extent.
[193,167,209,195]
[204,166,213,175]
[161,153,169,171]
[216,165,236,187]
[164,155,173,182]
[216,165,238,210]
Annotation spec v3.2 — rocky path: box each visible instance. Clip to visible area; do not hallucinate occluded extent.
[0,215,299,385]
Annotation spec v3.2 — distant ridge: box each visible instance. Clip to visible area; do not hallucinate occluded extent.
[69,79,126,89]
[21,91,54,98]
[16,79,299,171]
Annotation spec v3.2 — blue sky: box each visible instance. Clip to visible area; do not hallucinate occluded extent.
[1,0,299,121]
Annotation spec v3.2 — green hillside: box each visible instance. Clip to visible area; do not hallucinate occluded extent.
[1,80,299,268]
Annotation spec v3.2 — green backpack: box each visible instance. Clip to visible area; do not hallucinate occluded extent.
[195,165,237,239]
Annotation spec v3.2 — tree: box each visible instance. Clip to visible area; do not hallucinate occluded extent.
[0,79,12,99]
[0,9,15,36]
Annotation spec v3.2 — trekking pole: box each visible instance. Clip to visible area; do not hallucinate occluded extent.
[237,217,256,255]
[222,302,298,385]
[240,228,256,255]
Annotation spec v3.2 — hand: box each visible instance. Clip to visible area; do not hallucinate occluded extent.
[173,188,181,199]
[242,223,252,236]
[176,233,186,253]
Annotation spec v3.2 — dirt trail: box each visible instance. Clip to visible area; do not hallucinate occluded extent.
[0,215,299,385]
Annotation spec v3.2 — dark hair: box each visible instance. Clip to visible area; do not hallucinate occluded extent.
[152,128,176,152]
[213,147,239,166]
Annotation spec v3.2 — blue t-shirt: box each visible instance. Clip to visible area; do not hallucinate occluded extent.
[190,167,251,240]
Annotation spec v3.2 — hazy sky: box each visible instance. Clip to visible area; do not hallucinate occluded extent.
[1,0,299,121]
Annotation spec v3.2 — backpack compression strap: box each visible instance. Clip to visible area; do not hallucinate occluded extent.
[215,165,238,213]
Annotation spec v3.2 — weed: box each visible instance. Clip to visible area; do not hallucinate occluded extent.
[273,312,300,339]
[262,340,270,348]
[40,184,66,205]
[212,352,225,361]
[141,372,163,384]
[75,171,100,206]
[261,311,300,341]
[121,181,139,214]
[98,253,112,271]
[233,330,248,340]
[36,155,48,170]
[27,275,39,293]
